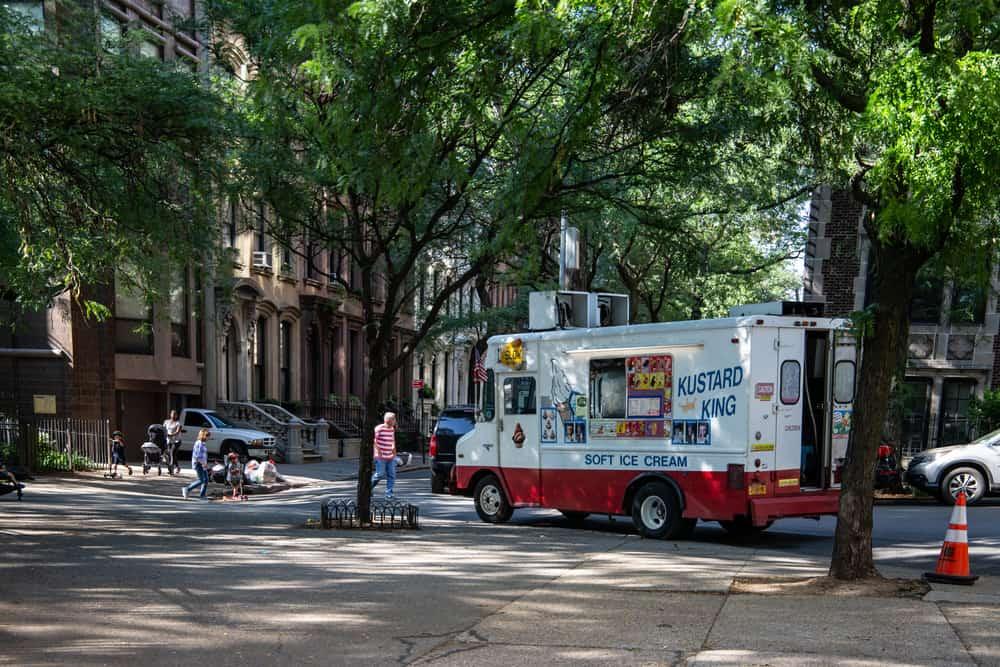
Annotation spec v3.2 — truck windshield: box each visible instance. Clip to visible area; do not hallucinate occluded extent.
[207,413,236,428]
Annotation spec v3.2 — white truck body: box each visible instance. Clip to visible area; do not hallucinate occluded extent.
[454,314,857,530]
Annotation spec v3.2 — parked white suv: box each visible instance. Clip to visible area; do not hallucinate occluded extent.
[177,408,277,462]
[905,428,1000,505]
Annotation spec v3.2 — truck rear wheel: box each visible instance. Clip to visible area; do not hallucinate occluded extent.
[631,481,684,539]
[473,475,513,524]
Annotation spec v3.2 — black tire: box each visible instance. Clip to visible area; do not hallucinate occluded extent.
[940,467,987,505]
[719,516,773,538]
[559,510,589,525]
[473,475,513,524]
[430,472,447,494]
[631,481,684,539]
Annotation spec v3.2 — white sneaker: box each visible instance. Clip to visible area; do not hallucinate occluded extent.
[182,488,188,499]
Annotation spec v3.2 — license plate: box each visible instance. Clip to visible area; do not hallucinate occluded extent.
[749,482,767,496]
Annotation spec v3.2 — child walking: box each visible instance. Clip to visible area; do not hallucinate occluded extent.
[109,431,133,478]
[182,429,211,500]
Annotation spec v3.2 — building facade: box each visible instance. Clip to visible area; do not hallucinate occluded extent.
[0,0,415,456]
[803,186,1000,455]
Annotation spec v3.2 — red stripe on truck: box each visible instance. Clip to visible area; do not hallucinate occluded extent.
[455,464,840,524]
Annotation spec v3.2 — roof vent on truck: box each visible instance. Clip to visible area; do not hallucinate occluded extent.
[728,301,825,318]
[528,291,629,330]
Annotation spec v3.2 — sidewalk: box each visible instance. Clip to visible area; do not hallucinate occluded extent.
[279,454,429,484]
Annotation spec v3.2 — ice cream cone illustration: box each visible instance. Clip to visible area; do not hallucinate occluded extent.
[512,423,525,447]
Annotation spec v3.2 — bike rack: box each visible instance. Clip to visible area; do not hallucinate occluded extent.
[319,497,419,530]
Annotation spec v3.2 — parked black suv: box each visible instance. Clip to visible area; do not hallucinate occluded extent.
[430,405,476,494]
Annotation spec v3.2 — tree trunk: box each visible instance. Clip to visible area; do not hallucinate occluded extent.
[355,373,384,522]
[829,242,923,579]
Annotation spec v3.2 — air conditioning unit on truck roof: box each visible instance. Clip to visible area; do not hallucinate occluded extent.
[528,291,629,330]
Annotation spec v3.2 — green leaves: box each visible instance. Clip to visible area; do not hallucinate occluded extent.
[0,5,230,311]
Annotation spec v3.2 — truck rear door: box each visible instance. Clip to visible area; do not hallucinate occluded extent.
[775,328,807,488]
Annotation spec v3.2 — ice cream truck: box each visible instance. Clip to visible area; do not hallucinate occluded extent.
[452,291,857,539]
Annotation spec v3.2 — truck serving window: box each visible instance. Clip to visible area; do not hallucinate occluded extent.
[589,358,626,419]
[780,360,801,405]
[503,377,536,414]
[482,370,496,421]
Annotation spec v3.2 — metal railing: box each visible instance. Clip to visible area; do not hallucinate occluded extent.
[0,417,110,472]
[300,399,421,441]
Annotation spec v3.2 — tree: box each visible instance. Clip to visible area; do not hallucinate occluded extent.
[0,4,229,312]
[722,0,1000,578]
[211,0,757,518]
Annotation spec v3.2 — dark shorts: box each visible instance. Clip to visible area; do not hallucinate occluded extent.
[112,451,126,465]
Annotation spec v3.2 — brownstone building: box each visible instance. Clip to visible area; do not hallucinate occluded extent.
[0,0,415,458]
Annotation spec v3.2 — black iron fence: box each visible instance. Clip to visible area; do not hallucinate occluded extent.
[300,399,421,443]
[0,417,109,472]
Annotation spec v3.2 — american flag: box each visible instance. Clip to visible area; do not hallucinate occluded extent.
[473,348,488,384]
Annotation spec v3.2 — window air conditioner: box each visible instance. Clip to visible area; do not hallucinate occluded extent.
[252,251,273,270]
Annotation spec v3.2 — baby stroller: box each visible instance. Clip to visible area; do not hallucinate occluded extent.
[156,423,181,475]
[141,424,168,476]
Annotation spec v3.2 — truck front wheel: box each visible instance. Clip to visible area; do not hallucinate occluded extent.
[631,481,684,539]
[473,475,513,524]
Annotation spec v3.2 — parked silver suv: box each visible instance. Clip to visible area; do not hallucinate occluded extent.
[905,428,1000,505]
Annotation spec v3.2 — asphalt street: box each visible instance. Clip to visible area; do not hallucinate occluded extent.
[2,470,999,665]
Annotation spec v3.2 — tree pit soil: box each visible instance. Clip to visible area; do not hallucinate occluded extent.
[732,576,930,599]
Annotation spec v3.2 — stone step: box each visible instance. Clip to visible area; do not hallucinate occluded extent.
[301,453,323,463]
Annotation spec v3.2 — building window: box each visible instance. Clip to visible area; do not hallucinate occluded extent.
[305,241,316,280]
[951,283,986,325]
[114,270,153,355]
[329,328,340,396]
[140,38,163,60]
[3,2,44,33]
[99,13,123,50]
[281,246,294,275]
[169,269,190,357]
[254,316,267,400]
[940,379,976,446]
[909,270,945,324]
[225,199,238,249]
[255,202,267,252]
[900,378,932,456]
[279,320,292,402]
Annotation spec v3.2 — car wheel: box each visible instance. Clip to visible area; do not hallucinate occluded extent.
[559,510,589,525]
[719,516,773,538]
[430,472,447,494]
[631,481,684,539]
[941,467,986,505]
[473,475,513,523]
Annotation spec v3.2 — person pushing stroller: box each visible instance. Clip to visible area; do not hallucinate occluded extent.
[163,410,182,475]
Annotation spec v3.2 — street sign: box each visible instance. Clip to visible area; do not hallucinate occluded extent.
[412,379,425,389]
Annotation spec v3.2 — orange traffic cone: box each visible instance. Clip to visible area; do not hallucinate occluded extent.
[924,491,978,585]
